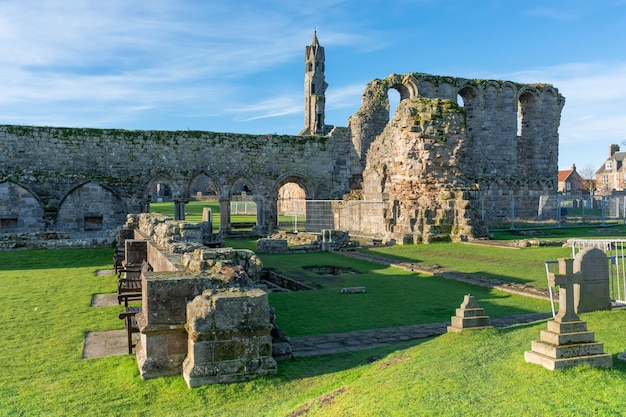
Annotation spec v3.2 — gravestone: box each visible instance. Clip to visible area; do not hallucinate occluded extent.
[447,295,492,332]
[574,247,611,313]
[524,258,612,370]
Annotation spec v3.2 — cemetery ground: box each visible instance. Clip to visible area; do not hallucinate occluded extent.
[3,233,626,416]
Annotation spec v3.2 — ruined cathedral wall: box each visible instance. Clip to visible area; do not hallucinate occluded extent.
[0,125,355,235]
[352,73,563,196]
[356,72,563,243]
[0,126,353,198]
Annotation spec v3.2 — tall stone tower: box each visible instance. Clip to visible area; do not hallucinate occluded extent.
[300,31,328,135]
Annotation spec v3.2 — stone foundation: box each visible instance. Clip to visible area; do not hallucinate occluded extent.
[182,288,277,387]
[121,213,291,386]
[257,229,357,254]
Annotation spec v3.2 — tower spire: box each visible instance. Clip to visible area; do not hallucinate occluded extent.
[299,30,327,135]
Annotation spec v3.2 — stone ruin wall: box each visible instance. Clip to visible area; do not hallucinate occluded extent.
[119,213,288,387]
[351,73,564,243]
[0,126,359,239]
[0,72,563,243]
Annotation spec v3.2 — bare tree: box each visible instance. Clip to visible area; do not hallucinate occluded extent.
[579,164,597,195]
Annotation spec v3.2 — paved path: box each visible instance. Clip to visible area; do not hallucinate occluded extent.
[290,312,552,357]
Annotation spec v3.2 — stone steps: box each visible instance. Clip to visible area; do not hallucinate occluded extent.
[530,340,607,359]
[524,350,612,370]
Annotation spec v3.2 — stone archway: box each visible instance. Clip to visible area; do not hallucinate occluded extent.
[146,173,180,203]
[272,175,315,233]
[57,182,126,237]
[0,181,45,233]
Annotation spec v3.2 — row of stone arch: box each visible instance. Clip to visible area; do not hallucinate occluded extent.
[0,173,312,236]
[386,72,563,110]
[144,172,314,202]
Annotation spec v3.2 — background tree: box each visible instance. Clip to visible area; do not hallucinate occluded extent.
[579,164,597,195]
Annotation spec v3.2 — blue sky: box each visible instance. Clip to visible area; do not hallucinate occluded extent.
[1,0,626,171]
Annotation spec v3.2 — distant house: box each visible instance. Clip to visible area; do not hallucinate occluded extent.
[596,144,626,195]
[558,163,587,195]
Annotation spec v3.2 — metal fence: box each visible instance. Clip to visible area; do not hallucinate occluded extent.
[545,239,626,313]
[481,194,626,230]
[277,199,384,238]
[230,201,257,216]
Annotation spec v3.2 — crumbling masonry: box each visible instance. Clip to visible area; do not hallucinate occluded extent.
[0,38,564,243]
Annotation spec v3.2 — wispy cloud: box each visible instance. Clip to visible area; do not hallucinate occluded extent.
[0,0,379,129]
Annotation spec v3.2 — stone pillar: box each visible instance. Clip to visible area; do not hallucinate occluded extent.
[201,207,212,242]
[574,247,611,313]
[182,288,277,388]
[141,197,151,213]
[118,228,135,249]
[125,239,147,266]
[252,196,265,234]
[219,198,231,236]
[321,229,332,251]
[135,270,210,380]
[174,198,187,221]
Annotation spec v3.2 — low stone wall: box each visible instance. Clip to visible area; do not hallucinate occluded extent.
[121,212,291,386]
[256,229,358,254]
[262,269,317,291]
[0,231,113,250]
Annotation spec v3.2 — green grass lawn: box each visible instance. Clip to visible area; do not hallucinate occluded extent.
[360,243,571,289]
[150,201,304,231]
[263,251,551,337]
[2,244,626,415]
[491,224,626,241]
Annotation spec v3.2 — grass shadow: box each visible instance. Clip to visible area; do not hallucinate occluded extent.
[0,247,113,271]
[277,339,431,381]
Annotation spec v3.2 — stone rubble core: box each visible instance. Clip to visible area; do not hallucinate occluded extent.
[2,64,563,245]
[524,258,612,370]
[182,288,277,388]
[119,213,291,387]
[447,295,492,332]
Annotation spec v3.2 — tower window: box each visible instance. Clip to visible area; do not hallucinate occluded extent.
[311,83,315,93]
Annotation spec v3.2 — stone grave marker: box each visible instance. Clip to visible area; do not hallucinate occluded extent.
[524,258,612,370]
[573,247,611,313]
[447,295,492,332]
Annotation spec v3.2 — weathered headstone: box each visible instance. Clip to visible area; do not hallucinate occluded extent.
[574,247,611,313]
[524,258,612,370]
[447,295,492,332]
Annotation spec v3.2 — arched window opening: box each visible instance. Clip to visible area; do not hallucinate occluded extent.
[388,88,401,123]
[189,174,218,200]
[230,179,256,230]
[457,94,465,107]
[517,101,523,137]
[277,182,306,232]
[518,92,537,138]
[153,182,172,202]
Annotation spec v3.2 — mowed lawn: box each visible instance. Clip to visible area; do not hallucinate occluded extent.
[361,242,572,289]
[1,243,626,416]
[261,251,551,337]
